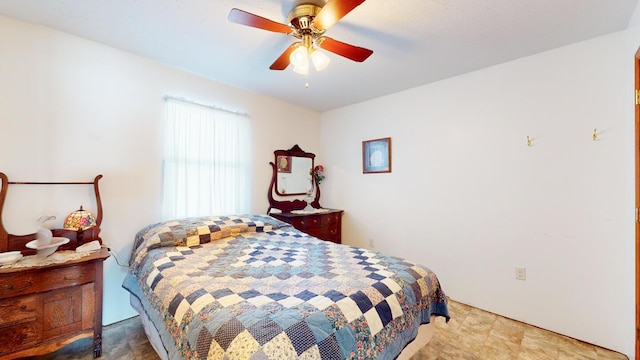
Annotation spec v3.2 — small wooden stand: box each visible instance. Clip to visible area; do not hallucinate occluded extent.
[0,172,108,358]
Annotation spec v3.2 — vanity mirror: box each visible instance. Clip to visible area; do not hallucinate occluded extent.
[267,145,319,213]
[275,151,313,196]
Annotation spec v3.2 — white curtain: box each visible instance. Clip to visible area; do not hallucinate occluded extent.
[162,98,250,220]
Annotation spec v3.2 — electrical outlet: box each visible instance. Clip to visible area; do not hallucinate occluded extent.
[515,267,526,281]
[368,239,375,248]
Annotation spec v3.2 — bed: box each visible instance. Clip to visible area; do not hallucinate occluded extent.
[122,214,449,359]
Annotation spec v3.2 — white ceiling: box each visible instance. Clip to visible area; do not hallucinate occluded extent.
[0,0,638,112]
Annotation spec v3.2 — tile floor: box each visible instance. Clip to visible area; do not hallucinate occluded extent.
[18,300,628,359]
[410,301,629,360]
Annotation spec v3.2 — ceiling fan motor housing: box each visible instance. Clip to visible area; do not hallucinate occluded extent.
[288,4,322,32]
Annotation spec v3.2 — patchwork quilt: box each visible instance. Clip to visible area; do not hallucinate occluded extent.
[122,215,449,360]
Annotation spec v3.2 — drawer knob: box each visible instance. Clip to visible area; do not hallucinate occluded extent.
[1,281,33,292]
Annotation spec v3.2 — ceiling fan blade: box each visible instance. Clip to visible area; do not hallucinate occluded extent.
[312,0,366,30]
[228,8,291,34]
[316,36,373,62]
[270,43,300,70]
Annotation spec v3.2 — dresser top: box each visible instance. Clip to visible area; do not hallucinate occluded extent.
[0,247,109,274]
[270,209,343,218]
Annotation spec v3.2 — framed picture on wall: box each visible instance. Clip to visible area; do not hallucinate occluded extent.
[362,137,392,174]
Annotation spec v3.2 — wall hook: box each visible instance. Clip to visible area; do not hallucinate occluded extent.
[592,128,598,141]
[526,136,532,147]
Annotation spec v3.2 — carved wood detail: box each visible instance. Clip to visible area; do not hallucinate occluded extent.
[0,173,104,253]
[267,145,321,213]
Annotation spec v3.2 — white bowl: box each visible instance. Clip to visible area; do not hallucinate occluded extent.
[26,237,70,258]
[0,251,23,265]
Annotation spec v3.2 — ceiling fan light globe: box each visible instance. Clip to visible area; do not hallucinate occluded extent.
[310,50,330,71]
[289,46,309,68]
[293,62,309,75]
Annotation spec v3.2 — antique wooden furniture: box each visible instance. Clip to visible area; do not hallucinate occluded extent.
[0,173,109,358]
[267,145,343,243]
[0,173,104,253]
[270,209,343,244]
[267,144,319,213]
[0,248,109,359]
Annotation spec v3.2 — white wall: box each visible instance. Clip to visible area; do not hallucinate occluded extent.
[2,7,639,358]
[0,15,321,325]
[320,21,640,360]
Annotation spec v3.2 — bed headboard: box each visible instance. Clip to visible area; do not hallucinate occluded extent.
[0,172,103,254]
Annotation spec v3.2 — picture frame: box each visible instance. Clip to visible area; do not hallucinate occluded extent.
[276,155,291,173]
[362,137,392,174]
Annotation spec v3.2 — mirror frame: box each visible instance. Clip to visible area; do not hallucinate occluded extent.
[267,145,321,213]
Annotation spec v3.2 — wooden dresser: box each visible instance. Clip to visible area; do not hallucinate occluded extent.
[0,248,109,359]
[0,173,108,358]
[265,146,343,244]
[271,209,343,244]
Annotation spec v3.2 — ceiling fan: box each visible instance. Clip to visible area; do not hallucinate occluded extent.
[228,0,373,74]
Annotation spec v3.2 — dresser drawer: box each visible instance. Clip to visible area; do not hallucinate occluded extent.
[0,295,38,325]
[0,276,37,299]
[320,213,341,226]
[41,264,95,292]
[293,216,322,230]
[294,213,339,229]
[0,319,41,355]
[0,263,95,299]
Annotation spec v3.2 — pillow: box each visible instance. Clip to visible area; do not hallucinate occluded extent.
[132,214,290,256]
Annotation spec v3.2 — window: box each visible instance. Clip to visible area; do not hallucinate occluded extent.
[162,97,250,220]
